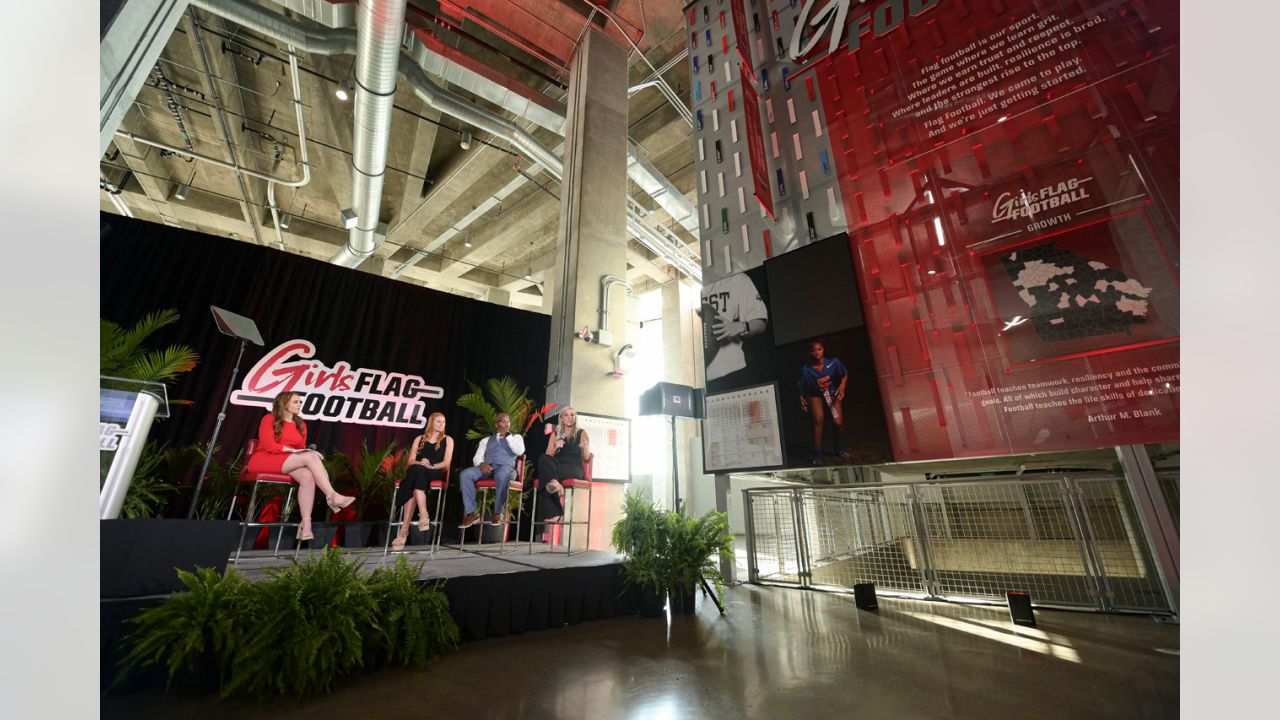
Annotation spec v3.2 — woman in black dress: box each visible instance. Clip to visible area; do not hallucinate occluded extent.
[392,412,453,550]
[536,406,592,527]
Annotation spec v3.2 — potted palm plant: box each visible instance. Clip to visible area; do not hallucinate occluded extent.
[100,308,199,502]
[611,493,668,618]
[456,376,556,544]
[331,439,398,547]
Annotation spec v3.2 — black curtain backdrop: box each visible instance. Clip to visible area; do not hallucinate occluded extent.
[101,214,550,515]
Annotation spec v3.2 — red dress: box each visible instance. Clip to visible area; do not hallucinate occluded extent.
[245,415,307,474]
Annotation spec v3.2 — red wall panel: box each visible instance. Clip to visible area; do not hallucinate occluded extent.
[808,0,1179,460]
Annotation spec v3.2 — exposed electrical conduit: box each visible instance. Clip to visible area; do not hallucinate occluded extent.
[599,275,633,336]
[638,47,689,87]
[189,6,263,246]
[389,167,543,278]
[592,2,692,127]
[101,171,135,218]
[190,0,699,277]
[266,46,311,251]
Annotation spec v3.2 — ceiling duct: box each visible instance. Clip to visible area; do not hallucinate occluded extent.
[190,0,699,279]
[274,0,355,29]
[327,0,408,267]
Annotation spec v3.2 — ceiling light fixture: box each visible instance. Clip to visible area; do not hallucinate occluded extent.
[174,183,189,201]
[460,131,472,150]
[335,58,354,102]
[279,213,292,229]
[464,235,472,248]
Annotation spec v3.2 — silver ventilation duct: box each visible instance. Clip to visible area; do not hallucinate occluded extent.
[329,0,407,267]
[190,0,700,280]
[191,0,354,54]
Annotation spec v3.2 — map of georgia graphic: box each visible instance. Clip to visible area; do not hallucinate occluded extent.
[1000,243,1153,342]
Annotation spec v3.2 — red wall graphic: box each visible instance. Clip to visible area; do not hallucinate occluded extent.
[804,0,1179,460]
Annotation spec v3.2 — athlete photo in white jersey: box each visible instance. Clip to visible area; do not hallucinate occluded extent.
[701,271,769,383]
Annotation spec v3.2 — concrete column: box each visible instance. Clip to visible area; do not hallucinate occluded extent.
[544,28,630,551]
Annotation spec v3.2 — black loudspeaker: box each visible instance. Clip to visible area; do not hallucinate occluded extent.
[1007,591,1036,627]
[853,582,878,611]
[639,381,705,419]
[101,519,241,598]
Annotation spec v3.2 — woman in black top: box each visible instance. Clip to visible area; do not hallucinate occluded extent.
[392,412,453,550]
[536,406,592,524]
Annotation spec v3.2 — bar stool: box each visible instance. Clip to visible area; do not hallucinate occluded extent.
[228,438,299,564]
[529,457,593,556]
[463,456,526,554]
[384,468,449,556]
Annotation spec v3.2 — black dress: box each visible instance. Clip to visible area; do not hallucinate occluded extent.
[537,429,585,520]
[396,435,448,508]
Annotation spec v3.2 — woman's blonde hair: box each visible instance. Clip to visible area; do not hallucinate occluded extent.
[555,406,578,440]
[420,412,446,449]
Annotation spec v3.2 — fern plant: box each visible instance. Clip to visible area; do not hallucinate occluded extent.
[364,556,460,669]
[117,549,462,699]
[223,548,375,699]
[611,492,667,595]
[116,567,255,690]
[663,508,735,603]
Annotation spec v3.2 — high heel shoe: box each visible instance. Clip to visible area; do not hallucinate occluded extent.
[326,493,355,514]
[298,527,315,542]
[417,515,431,533]
[391,530,408,551]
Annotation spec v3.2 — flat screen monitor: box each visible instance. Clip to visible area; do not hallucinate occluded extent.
[764,233,865,346]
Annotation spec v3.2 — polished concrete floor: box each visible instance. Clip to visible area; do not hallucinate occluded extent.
[102,585,1178,719]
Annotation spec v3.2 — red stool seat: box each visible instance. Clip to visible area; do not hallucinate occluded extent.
[529,457,593,556]
[465,457,526,554]
[230,439,300,563]
[384,469,449,556]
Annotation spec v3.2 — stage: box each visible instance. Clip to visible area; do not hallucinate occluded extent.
[231,543,625,582]
[101,521,643,695]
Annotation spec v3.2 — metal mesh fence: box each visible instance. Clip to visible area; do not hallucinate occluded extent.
[745,491,802,584]
[914,481,1098,607]
[801,487,925,595]
[744,474,1172,613]
[1074,478,1171,611]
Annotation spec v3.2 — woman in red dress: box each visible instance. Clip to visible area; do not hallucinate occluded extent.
[245,391,354,541]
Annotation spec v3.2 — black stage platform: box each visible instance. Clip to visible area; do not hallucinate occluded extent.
[101,520,641,694]
[233,545,641,640]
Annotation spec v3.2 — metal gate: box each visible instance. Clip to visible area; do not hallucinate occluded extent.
[743,474,1174,613]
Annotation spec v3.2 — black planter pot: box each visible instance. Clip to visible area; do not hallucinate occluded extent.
[338,521,374,548]
[480,521,510,545]
[670,581,697,615]
[638,587,667,618]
